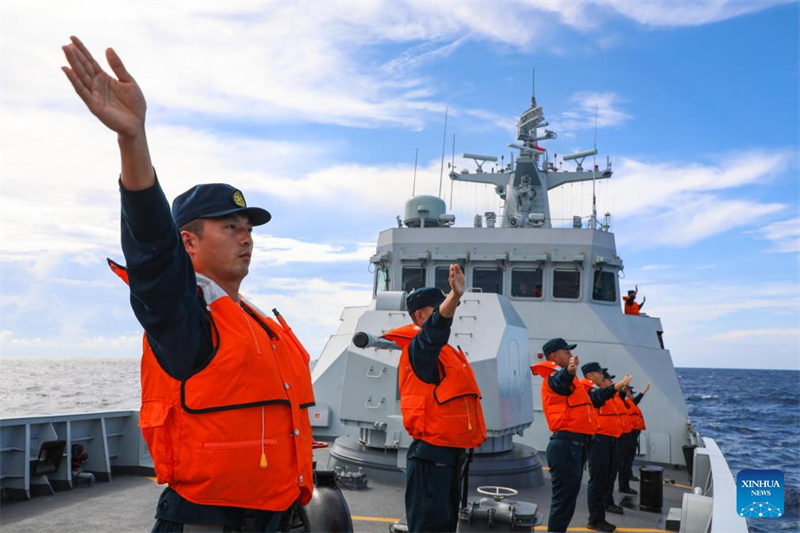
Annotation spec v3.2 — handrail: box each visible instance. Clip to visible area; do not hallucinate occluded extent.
[693,437,748,533]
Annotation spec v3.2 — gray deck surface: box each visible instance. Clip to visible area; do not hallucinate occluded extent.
[1,448,689,532]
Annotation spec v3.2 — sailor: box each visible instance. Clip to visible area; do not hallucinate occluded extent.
[618,381,650,493]
[622,285,646,315]
[62,37,314,532]
[382,265,487,533]
[531,338,597,533]
[603,370,632,510]
[580,363,632,533]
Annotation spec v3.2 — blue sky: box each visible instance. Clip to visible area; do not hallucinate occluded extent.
[1,1,798,370]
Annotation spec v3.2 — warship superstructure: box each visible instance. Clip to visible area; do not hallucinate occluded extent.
[310,91,692,476]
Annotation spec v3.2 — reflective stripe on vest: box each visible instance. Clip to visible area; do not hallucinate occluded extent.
[532,362,597,435]
[384,324,487,449]
[112,262,315,510]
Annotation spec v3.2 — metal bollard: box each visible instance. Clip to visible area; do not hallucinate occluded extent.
[639,465,664,512]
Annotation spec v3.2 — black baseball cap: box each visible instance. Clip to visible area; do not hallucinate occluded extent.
[603,369,616,380]
[581,362,607,376]
[406,287,446,314]
[542,338,577,358]
[172,183,271,228]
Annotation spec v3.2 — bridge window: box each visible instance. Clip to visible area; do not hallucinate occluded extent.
[402,266,426,293]
[472,267,503,294]
[434,267,451,294]
[553,269,580,299]
[375,267,389,294]
[592,270,617,302]
[511,269,543,298]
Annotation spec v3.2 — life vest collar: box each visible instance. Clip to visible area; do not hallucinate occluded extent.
[531,360,561,377]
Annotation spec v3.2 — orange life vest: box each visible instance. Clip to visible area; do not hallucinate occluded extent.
[580,378,625,438]
[111,261,314,510]
[614,394,632,434]
[625,396,646,431]
[383,324,486,449]
[531,361,597,435]
[623,296,640,315]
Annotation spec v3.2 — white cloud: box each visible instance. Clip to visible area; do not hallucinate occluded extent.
[599,0,793,27]
[255,238,375,266]
[235,277,374,358]
[0,329,141,357]
[754,217,800,253]
[641,264,674,271]
[711,328,800,342]
[547,149,792,248]
[7,1,785,137]
[554,91,633,132]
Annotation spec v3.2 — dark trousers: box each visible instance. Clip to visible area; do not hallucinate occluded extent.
[546,436,587,532]
[618,431,639,490]
[406,455,462,532]
[587,435,619,523]
[151,487,283,532]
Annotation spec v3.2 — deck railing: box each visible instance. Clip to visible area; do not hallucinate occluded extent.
[679,436,748,533]
[0,410,150,500]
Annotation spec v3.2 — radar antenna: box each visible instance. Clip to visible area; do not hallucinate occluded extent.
[412,148,419,196]
[592,103,598,229]
[438,107,448,198]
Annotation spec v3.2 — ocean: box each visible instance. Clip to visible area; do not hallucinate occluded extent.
[1,360,798,532]
[678,368,800,532]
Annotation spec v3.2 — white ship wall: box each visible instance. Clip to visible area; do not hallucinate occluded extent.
[311,226,692,467]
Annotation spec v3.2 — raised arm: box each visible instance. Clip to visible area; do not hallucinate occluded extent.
[61,35,154,191]
[439,264,465,318]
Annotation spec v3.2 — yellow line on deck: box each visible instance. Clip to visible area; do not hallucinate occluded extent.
[669,482,693,490]
[349,517,667,532]
[560,524,667,533]
[351,515,398,524]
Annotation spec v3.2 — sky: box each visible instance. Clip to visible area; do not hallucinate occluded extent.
[1,0,799,370]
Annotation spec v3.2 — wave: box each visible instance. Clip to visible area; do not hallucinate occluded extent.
[687,394,719,401]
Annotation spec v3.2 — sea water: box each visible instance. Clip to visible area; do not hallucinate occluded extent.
[1,360,798,532]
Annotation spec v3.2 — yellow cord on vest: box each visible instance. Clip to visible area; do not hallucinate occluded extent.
[259,405,268,468]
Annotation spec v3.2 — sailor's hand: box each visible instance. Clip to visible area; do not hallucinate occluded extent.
[62,36,146,139]
[567,355,578,375]
[449,264,465,297]
[642,296,646,303]
[614,374,632,391]
[642,381,651,394]
[635,284,638,292]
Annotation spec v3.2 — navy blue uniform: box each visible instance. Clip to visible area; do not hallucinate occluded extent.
[404,310,464,533]
[120,181,282,532]
[586,387,621,525]
[618,391,644,491]
[544,372,614,532]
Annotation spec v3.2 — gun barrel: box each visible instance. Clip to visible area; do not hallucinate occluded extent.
[352,332,400,350]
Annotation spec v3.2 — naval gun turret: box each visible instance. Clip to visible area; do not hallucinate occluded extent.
[315,291,543,487]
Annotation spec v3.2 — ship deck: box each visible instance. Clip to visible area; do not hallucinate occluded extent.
[0,448,691,532]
